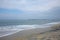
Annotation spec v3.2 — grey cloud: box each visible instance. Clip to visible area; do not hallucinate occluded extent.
[0,7,60,19]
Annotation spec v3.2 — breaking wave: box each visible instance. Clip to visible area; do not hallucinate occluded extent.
[0,22,60,37]
[0,22,60,31]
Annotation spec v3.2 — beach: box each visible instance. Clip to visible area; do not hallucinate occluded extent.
[0,22,60,40]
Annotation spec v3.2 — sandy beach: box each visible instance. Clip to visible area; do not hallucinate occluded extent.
[0,27,51,40]
[0,22,60,40]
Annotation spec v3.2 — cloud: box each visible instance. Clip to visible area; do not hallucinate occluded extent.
[0,0,59,12]
[0,0,60,19]
[0,7,60,19]
[0,8,24,13]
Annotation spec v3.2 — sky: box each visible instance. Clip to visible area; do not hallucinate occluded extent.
[0,0,60,19]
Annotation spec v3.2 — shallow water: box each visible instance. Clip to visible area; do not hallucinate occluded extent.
[0,19,60,37]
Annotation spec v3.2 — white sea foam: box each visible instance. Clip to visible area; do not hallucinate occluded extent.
[0,29,23,37]
[0,25,37,31]
[0,22,60,37]
[0,22,60,31]
[0,25,38,37]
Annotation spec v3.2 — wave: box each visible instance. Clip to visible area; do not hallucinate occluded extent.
[0,25,38,37]
[0,25,38,31]
[0,22,60,31]
[0,22,60,37]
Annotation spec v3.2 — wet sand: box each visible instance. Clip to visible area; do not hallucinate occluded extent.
[0,28,51,40]
[0,22,60,40]
[0,28,59,40]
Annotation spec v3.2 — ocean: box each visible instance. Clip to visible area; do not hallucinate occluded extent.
[0,19,60,37]
[0,19,60,30]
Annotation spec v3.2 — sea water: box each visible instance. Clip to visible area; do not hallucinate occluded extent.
[0,19,60,37]
[0,19,60,30]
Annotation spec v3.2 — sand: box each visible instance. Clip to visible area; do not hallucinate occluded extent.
[0,22,60,40]
[0,28,51,40]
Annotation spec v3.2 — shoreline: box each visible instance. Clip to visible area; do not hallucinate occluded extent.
[0,22,60,40]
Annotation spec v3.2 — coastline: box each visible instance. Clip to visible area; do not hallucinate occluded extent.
[0,28,51,40]
[0,22,60,40]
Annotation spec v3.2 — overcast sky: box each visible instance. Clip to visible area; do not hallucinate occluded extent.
[0,0,60,19]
